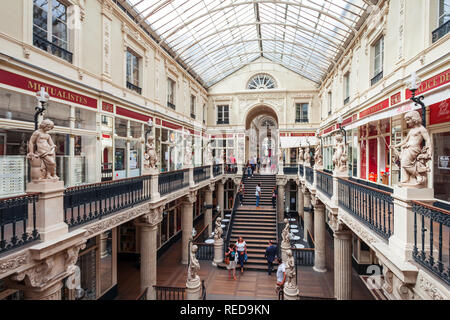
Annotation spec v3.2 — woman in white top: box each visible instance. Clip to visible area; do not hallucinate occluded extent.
[235,236,247,274]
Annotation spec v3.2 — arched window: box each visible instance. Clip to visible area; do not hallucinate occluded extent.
[247,74,276,90]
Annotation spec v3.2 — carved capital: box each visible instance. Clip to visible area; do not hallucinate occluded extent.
[183,191,197,205]
[276,177,288,186]
[10,257,54,289]
[206,183,215,193]
[232,177,242,186]
[64,242,86,270]
[137,205,164,227]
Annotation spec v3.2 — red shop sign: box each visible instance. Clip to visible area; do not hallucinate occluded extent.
[405,69,450,99]
[390,92,401,106]
[359,98,389,118]
[290,132,315,136]
[116,106,152,122]
[102,101,114,113]
[0,69,97,109]
[429,98,450,125]
[323,125,335,134]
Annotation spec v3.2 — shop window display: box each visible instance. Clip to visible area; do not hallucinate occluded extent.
[433,131,450,202]
[115,117,127,137]
[129,140,141,178]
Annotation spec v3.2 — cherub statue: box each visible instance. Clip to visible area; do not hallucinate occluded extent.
[285,249,296,288]
[298,148,304,163]
[188,244,200,282]
[333,133,347,173]
[27,119,58,181]
[213,217,223,241]
[390,110,432,188]
[314,141,323,168]
[304,147,311,166]
[204,140,213,165]
[144,135,157,170]
[281,218,290,247]
[184,131,193,167]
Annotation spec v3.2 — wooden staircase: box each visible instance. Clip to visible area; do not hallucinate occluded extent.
[229,174,277,271]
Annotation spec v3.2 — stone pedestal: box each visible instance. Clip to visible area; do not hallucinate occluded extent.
[237,163,243,175]
[188,167,195,187]
[389,187,434,262]
[186,277,202,300]
[313,203,327,273]
[283,284,299,300]
[149,172,160,200]
[26,181,68,242]
[334,229,352,300]
[213,238,224,266]
[331,172,347,206]
[281,242,290,262]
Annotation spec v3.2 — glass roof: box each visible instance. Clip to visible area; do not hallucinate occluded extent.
[119,0,372,88]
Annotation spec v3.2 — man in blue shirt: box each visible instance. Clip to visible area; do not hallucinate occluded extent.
[265,240,278,275]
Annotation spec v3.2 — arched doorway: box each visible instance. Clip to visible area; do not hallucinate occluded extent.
[245,105,279,174]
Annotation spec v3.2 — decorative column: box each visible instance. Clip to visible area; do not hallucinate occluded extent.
[334,223,353,300]
[311,197,326,273]
[296,179,304,219]
[302,188,312,242]
[181,191,197,264]
[217,179,225,219]
[205,184,215,236]
[276,178,287,222]
[135,206,163,300]
[100,232,109,258]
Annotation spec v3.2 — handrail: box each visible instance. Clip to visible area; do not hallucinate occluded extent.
[136,288,148,300]
[193,224,209,242]
[0,192,41,201]
[411,200,450,216]
[153,285,186,300]
[338,177,392,196]
[223,171,244,252]
[307,229,315,247]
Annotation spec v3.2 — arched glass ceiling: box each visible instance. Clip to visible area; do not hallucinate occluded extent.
[119,0,373,88]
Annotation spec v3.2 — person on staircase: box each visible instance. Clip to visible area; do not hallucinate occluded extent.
[225,243,238,280]
[238,182,244,206]
[271,186,277,209]
[265,240,278,275]
[255,183,261,208]
[246,161,253,178]
[235,236,247,274]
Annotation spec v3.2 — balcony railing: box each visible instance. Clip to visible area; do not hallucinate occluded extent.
[63,175,151,229]
[305,166,314,185]
[338,178,393,239]
[432,20,450,43]
[194,166,210,183]
[292,248,315,266]
[126,81,142,95]
[316,170,333,198]
[411,201,450,285]
[224,163,237,174]
[371,71,383,86]
[101,162,113,182]
[33,33,73,63]
[283,164,299,175]
[158,169,189,196]
[295,118,309,123]
[213,164,223,176]
[0,193,40,254]
[167,101,176,110]
[193,242,214,260]
[153,285,186,300]
[299,164,304,177]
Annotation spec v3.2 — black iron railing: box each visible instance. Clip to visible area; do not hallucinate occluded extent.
[432,20,450,43]
[338,178,393,239]
[194,166,210,184]
[136,288,147,300]
[167,101,176,110]
[193,242,214,260]
[64,175,151,228]
[292,248,315,266]
[305,166,314,185]
[126,81,142,94]
[349,177,393,193]
[213,164,222,176]
[411,201,450,285]
[201,280,206,300]
[224,163,237,174]
[284,164,298,175]
[316,170,333,198]
[223,180,242,254]
[33,33,73,63]
[371,71,383,86]
[299,164,304,177]
[101,162,113,182]
[153,285,186,300]
[158,169,189,196]
[0,193,40,254]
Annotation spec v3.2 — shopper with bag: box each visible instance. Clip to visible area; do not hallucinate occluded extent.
[235,236,247,274]
[225,243,238,280]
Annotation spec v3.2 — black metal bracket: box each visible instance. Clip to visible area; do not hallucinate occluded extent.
[34,103,46,130]
[409,88,426,127]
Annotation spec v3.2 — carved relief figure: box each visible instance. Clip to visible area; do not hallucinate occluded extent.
[281,218,290,247]
[332,133,347,173]
[204,140,213,165]
[184,131,193,167]
[390,110,431,188]
[285,249,296,288]
[214,217,223,241]
[27,119,58,181]
[304,146,311,166]
[188,244,200,282]
[144,135,157,169]
[314,141,323,168]
[298,148,304,163]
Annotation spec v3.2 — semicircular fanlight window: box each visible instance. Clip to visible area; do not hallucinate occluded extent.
[247,74,276,90]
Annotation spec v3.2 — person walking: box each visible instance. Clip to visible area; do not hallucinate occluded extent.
[257,157,261,174]
[238,182,244,206]
[265,240,278,275]
[246,161,253,178]
[271,186,277,209]
[255,183,261,208]
[235,236,247,274]
[276,257,286,296]
[225,243,238,280]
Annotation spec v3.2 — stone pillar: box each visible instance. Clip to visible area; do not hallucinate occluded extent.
[22,280,64,300]
[181,192,197,264]
[297,180,304,219]
[276,181,286,222]
[331,171,348,206]
[186,277,202,300]
[189,167,195,187]
[100,232,108,258]
[217,180,225,219]
[213,238,224,266]
[303,189,312,242]
[312,200,326,273]
[150,172,160,200]
[26,181,68,242]
[205,184,215,236]
[135,206,163,300]
[334,226,353,300]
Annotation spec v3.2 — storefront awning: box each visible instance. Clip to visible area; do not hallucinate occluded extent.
[344,83,450,130]
[279,136,318,148]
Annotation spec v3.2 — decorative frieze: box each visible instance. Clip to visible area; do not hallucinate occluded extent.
[0,252,29,276]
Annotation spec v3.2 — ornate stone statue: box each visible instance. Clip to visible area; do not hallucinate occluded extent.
[314,141,323,168]
[144,135,157,170]
[188,244,200,282]
[285,249,296,289]
[213,217,223,241]
[390,110,432,188]
[304,146,311,166]
[298,148,304,163]
[332,133,347,174]
[27,119,58,181]
[281,218,290,247]
[184,131,193,167]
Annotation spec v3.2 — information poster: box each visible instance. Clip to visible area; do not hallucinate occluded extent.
[438,156,450,170]
[0,156,25,196]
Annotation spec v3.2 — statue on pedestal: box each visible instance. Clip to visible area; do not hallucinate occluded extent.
[285,249,296,289]
[332,133,347,174]
[298,148,304,164]
[188,244,200,282]
[390,110,431,188]
[27,119,58,181]
[144,135,157,170]
[204,140,213,165]
[304,147,311,166]
[281,218,290,247]
[213,217,223,241]
[184,131,193,167]
[314,141,323,168]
